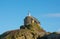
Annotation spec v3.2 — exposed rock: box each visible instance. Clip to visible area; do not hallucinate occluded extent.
[0,14,60,39]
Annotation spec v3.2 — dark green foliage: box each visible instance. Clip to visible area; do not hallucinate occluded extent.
[33,22,43,31]
[52,32,57,34]
[20,25,25,29]
[0,35,1,39]
[37,36,41,39]
[25,24,32,29]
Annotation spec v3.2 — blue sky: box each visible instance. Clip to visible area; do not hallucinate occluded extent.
[0,0,60,34]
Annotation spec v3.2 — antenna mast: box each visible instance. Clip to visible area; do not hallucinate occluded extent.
[28,11,31,16]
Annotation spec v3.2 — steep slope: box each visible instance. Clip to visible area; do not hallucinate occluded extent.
[0,24,45,39]
[0,15,60,39]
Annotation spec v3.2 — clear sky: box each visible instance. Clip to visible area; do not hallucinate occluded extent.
[0,0,60,34]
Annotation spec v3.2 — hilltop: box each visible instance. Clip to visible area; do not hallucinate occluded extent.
[0,14,60,39]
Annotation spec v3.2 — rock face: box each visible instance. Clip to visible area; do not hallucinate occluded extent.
[24,16,40,26]
[0,14,60,39]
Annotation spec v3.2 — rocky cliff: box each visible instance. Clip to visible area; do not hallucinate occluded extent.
[0,15,60,39]
[0,24,46,39]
